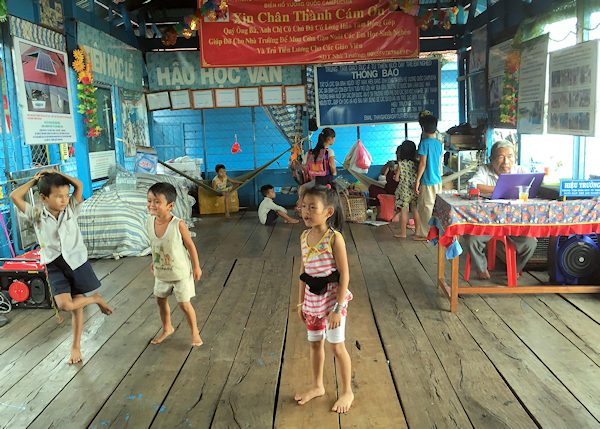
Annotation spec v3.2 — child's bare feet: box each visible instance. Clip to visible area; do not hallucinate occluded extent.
[476,270,491,280]
[191,333,203,347]
[225,213,231,218]
[332,391,354,413]
[285,218,300,224]
[93,293,113,315]
[295,386,325,405]
[151,325,175,344]
[68,347,82,365]
[413,235,427,241]
[394,234,406,239]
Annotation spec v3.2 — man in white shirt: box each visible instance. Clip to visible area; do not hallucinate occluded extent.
[464,140,537,279]
[258,184,299,225]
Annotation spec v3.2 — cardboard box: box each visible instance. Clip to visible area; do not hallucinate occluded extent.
[198,186,239,215]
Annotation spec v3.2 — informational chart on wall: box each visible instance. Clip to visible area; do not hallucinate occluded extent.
[548,40,598,136]
[518,34,549,134]
[10,17,76,145]
[487,39,512,127]
[315,59,440,127]
[199,0,418,67]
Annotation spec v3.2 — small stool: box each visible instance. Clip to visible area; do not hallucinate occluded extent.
[465,236,519,286]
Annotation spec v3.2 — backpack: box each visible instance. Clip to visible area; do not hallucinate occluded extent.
[306,148,329,177]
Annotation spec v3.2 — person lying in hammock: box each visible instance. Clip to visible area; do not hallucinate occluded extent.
[212,164,243,218]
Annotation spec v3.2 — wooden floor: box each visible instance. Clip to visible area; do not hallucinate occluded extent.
[1,211,600,428]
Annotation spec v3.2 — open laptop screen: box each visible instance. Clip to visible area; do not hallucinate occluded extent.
[491,173,545,199]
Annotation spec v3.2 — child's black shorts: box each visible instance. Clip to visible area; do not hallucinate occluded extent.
[46,255,101,296]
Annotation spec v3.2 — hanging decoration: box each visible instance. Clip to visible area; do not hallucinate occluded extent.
[161,0,228,46]
[0,0,7,22]
[231,134,241,154]
[389,0,458,31]
[72,47,102,138]
[499,49,520,126]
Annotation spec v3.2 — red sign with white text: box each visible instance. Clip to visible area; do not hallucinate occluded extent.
[199,0,419,67]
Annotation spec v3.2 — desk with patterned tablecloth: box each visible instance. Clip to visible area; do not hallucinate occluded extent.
[430,193,600,312]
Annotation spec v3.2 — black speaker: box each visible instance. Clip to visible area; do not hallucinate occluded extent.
[548,234,600,285]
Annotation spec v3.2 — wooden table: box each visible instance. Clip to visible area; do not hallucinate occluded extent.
[431,194,600,312]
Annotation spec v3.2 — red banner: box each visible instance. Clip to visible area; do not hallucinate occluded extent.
[199,0,419,67]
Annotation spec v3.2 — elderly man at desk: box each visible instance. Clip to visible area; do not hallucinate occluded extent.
[463,140,537,280]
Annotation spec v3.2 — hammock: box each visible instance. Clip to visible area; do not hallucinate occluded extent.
[346,162,478,190]
[158,147,291,196]
[346,169,385,189]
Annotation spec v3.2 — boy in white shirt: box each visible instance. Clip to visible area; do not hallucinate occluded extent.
[10,169,113,365]
[258,185,299,225]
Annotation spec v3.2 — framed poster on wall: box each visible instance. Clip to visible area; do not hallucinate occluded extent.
[146,92,171,110]
[192,90,214,109]
[169,90,192,110]
[261,86,283,105]
[238,87,260,106]
[548,40,598,136]
[214,88,237,108]
[12,37,77,144]
[285,85,306,104]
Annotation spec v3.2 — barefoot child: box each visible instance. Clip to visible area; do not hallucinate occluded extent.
[10,169,113,365]
[147,182,203,346]
[414,114,443,241]
[212,164,242,218]
[296,185,354,413]
[258,184,299,225]
[393,140,420,238]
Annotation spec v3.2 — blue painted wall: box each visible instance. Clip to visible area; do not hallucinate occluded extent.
[150,62,459,208]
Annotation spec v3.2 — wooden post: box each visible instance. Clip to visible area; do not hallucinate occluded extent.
[451,255,459,312]
[437,243,445,289]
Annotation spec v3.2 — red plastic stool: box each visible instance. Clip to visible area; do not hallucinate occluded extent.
[464,236,519,287]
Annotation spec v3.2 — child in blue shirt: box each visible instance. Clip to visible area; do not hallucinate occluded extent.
[414,114,443,240]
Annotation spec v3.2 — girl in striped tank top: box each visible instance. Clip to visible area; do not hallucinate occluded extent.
[295,185,354,414]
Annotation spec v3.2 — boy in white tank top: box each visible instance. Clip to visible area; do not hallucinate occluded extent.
[147,182,203,346]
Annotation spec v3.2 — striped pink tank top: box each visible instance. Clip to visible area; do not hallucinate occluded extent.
[301,228,352,317]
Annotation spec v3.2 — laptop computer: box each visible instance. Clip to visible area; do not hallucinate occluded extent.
[490,172,545,200]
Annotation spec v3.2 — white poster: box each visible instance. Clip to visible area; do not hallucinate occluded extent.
[548,40,598,136]
[469,25,487,72]
[89,150,116,180]
[12,37,77,145]
[518,34,549,134]
[488,39,512,109]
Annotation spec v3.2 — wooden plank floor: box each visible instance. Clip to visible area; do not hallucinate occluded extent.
[1,212,600,428]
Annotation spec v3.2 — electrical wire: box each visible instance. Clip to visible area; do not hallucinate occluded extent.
[0,291,11,313]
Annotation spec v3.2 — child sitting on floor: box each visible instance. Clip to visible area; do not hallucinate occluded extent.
[147,182,203,346]
[296,185,354,414]
[258,184,299,225]
[393,140,420,238]
[212,164,242,218]
[10,169,113,365]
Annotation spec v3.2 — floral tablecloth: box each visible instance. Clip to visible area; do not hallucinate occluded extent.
[430,193,600,254]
